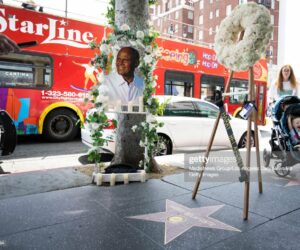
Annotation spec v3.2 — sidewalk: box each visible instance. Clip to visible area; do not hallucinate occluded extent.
[0,153,300,249]
[0,167,92,200]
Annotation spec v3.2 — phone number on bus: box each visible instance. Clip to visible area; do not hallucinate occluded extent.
[41,90,88,98]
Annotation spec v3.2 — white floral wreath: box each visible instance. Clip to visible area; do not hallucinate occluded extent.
[214,2,273,71]
[86,23,162,171]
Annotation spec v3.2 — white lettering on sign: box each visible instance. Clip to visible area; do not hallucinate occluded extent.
[202,52,219,69]
[0,8,94,48]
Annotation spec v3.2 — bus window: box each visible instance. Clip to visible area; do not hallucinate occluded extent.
[0,52,52,89]
[164,70,194,97]
[200,74,225,100]
[229,79,248,104]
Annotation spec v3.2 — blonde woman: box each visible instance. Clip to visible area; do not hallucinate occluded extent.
[268,64,299,103]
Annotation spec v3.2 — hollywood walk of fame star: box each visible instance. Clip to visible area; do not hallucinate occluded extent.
[128,199,240,245]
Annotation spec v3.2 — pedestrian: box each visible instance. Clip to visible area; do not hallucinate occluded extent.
[268,64,299,103]
[0,34,20,55]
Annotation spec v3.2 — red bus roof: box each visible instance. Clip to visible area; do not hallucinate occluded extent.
[0,5,104,57]
[1,4,267,81]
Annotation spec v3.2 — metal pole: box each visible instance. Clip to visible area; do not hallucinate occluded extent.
[65,0,68,18]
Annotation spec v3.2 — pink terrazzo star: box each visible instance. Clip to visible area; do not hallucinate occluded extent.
[128,199,240,245]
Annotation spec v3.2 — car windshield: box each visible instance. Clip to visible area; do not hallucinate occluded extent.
[162,99,219,118]
[163,101,197,116]
[194,101,219,118]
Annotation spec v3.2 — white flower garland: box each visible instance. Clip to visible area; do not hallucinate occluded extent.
[214,2,273,71]
[86,24,162,172]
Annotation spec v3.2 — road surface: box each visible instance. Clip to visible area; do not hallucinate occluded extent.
[0,135,90,174]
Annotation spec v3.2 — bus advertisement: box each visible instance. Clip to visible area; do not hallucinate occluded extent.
[0,4,268,142]
[155,38,268,124]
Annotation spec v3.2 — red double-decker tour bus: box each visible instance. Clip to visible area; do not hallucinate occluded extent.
[0,4,268,142]
[155,38,268,125]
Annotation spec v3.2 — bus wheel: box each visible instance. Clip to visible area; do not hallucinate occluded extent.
[43,109,79,142]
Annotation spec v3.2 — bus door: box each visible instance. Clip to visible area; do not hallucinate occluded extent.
[0,52,52,134]
[227,79,267,125]
[164,70,194,97]
[255,82,267,125]
[227,78,248,114]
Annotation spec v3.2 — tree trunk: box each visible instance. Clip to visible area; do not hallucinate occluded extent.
[110,113,146,167]
[115,0,149,30]
[110,0,149,169]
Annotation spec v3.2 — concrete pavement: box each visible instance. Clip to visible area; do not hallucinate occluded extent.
[0,167,92,200]
[1,149,300,249]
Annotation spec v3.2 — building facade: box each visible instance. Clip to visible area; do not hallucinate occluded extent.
[151,0,279,65]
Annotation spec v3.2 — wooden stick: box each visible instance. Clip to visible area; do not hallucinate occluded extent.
[192,71,234,199]
[243,66,254,220]
[238,30,245,41]
[192,111,221,199]
[255,126,263,193]
[243,125,251,219]
[251,77,263,193]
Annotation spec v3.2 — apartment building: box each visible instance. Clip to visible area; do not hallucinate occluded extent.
[151,0,279,65]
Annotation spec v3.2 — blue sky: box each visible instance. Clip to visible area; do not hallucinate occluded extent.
[5,0,109,24]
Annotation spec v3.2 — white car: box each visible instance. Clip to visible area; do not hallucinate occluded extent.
[81,95,255,155]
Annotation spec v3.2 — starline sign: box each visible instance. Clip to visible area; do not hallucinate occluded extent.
[0,8,94,48]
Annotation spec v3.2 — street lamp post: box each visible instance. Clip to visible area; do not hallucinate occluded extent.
[65,0,68,18]
[269,45,273,68]
[168,24,174,38]
[267,45,274,84]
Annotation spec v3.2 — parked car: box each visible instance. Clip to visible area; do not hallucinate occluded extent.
[81,96,256,155]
